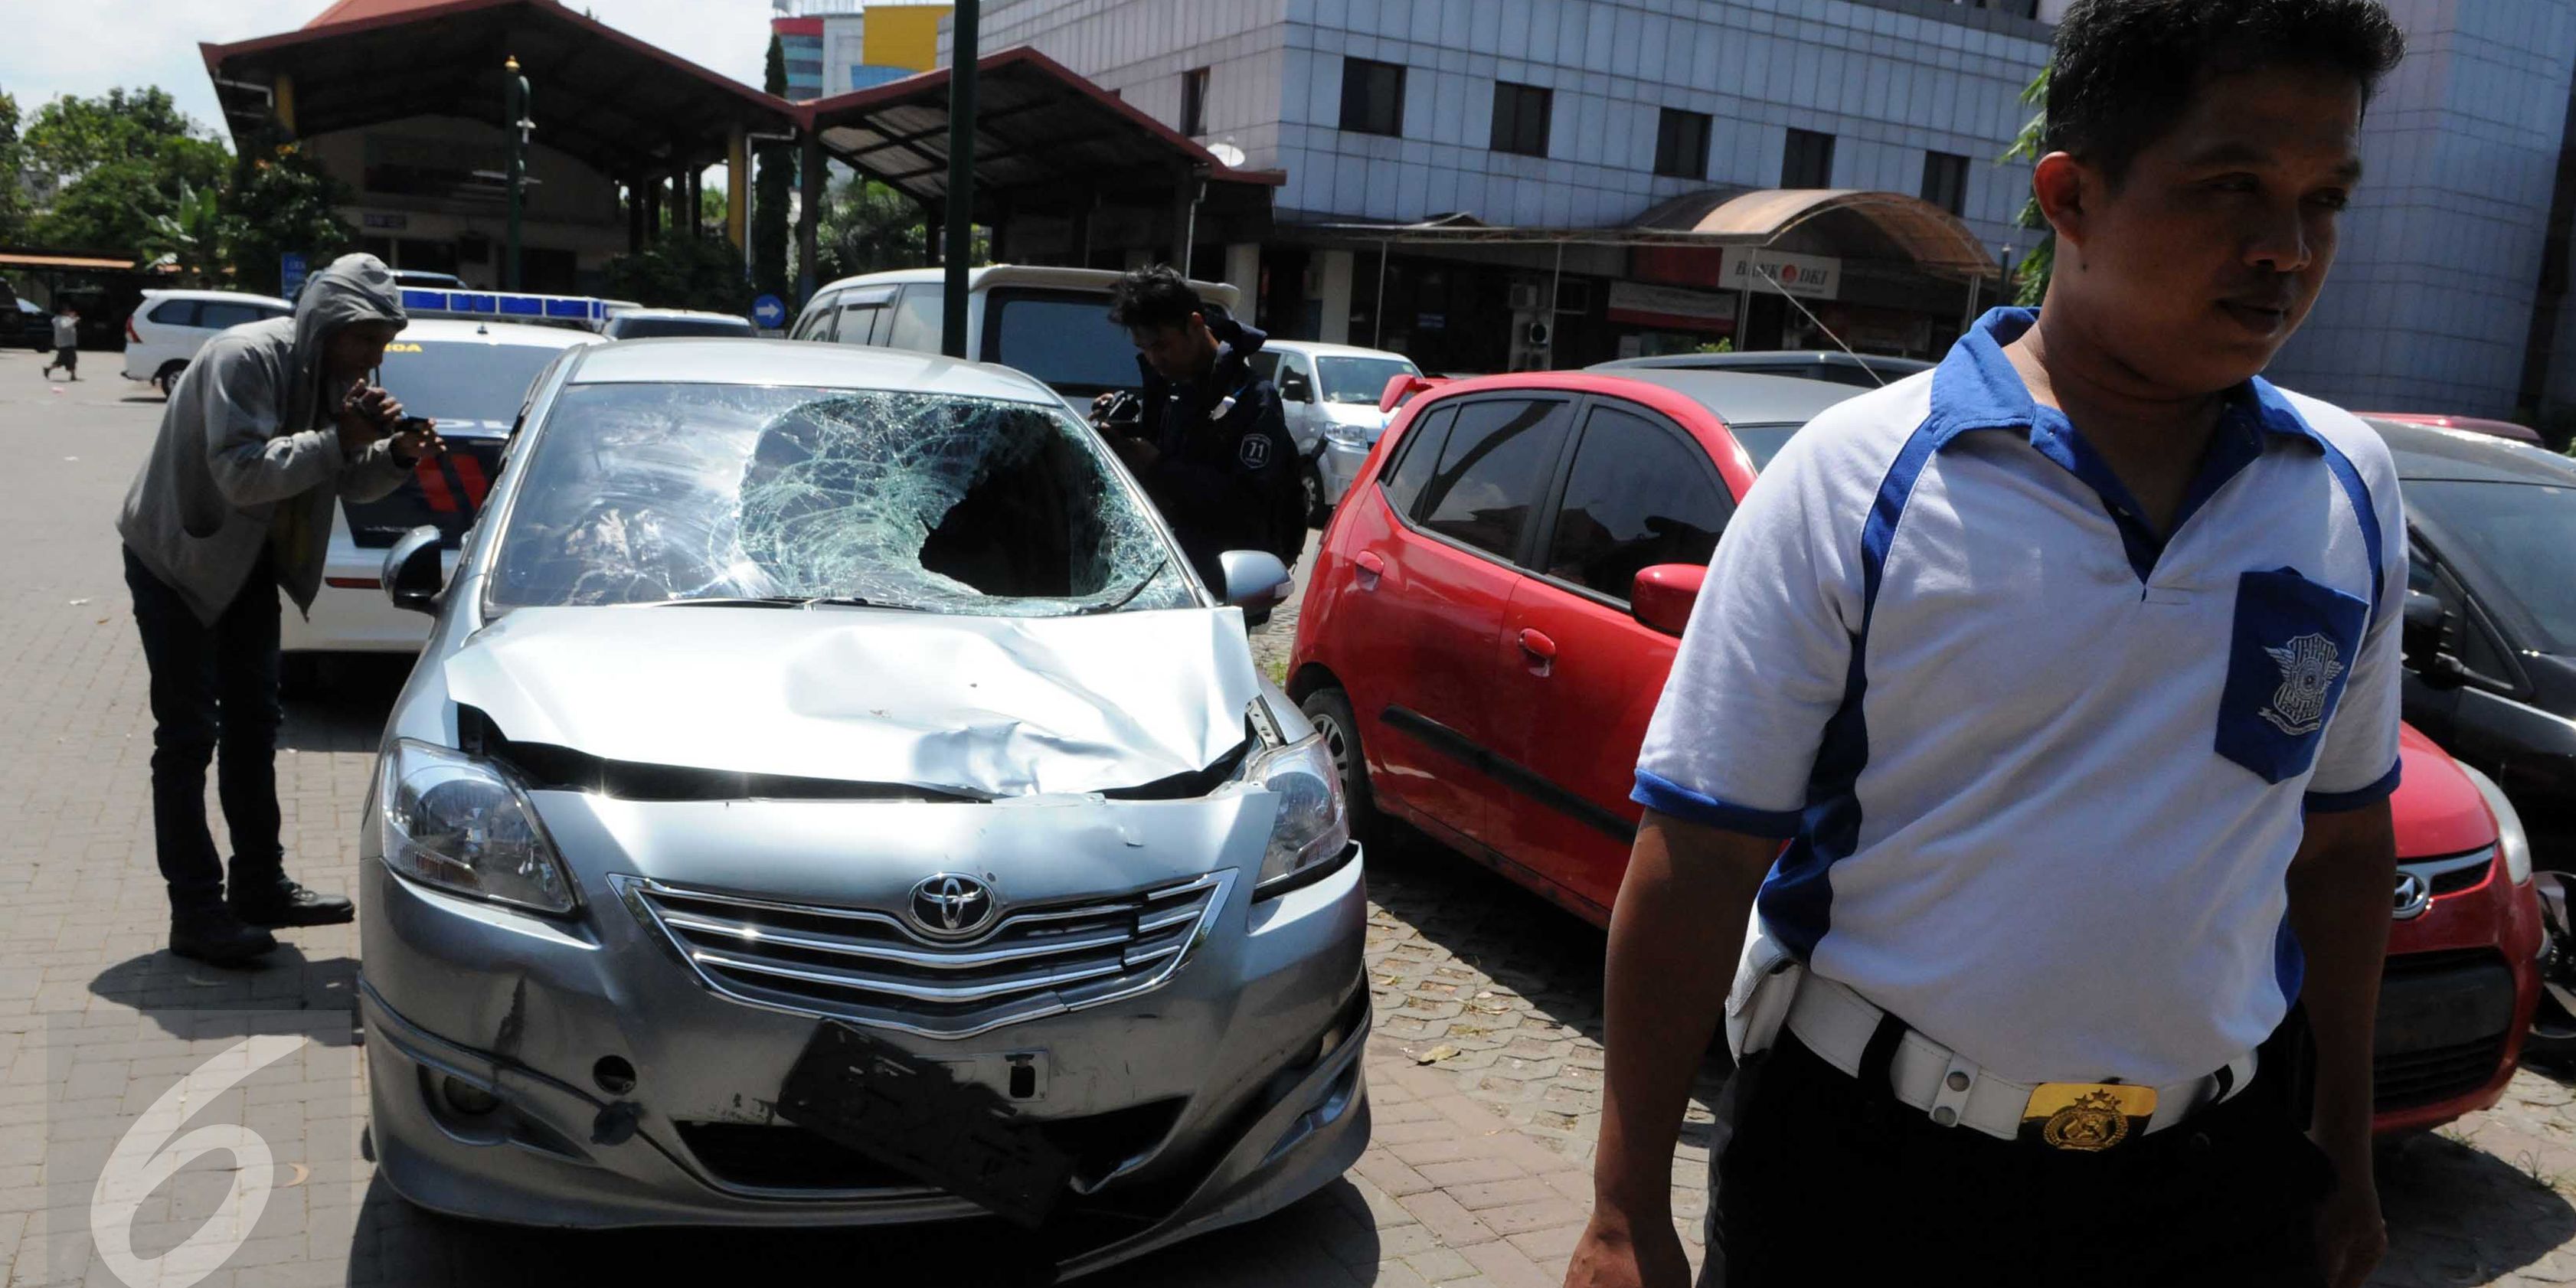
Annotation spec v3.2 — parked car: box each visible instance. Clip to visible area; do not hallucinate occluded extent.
[391,270,470,290]
[2363,412,2545,446]
[11,296,49,351]
[121,289,294,396]
[1590,348,1933,389]
[1247,341,1420,525]
[1288,370,2538,1135]
[358,338,1365,1277]
[276,319,602,687]
[790,265,1239,407]
[600,307,757,340]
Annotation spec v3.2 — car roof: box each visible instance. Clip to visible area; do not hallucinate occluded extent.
[809,263,1242,309]
[563,337,1064,404]
[2368,417,2576,485]
[1591,350,1933,375]
[1595,369,1873,425]
[139,289,293,307]
[1261,340,1416,361]
[395,318,606,349]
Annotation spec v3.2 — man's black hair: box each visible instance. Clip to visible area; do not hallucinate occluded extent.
[2046,0,2406,185]
[1107,264,1205,330]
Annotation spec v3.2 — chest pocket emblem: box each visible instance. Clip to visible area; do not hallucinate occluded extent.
[1238,435,1271,469]
[2259,634,2345,737]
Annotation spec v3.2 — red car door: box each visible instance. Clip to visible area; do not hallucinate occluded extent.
[1334,394,1579,846]
[1487,397,1743,921]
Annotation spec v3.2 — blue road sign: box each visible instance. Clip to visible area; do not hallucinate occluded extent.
[280,253,308,298]
[753,294,787,329]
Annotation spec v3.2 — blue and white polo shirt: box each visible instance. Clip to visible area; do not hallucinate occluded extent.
[1634,308,2407,1087]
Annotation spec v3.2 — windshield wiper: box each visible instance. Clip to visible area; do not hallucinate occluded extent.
[650,596,816,608]
[1076,558,1171,616]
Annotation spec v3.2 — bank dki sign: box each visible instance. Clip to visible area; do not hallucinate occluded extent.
[1720,248,1842,301]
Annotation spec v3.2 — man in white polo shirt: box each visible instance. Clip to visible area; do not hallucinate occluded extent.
[1568,2,2411,1286]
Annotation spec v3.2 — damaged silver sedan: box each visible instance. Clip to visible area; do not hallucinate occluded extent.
[357,339,1367,1275]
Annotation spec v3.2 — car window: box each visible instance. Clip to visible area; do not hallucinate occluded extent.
[1416,398,1574,560]
[885,285,944,353]
[2408,479,2576,653]
[147,300,198,328]
[375,340,570,432]
[1545,404,1732,601]
[1249,352,1282,383]
[489,384,1191,617]
[834,302,884,346]
[983,289,1134,393]
[260,305,291,321]
[1317,355,1415,404]
[1727,422,1803,471]
[1381,404,1457,515]
[790,294,840,342]
[613,317,755,339]
[195,301,267,332]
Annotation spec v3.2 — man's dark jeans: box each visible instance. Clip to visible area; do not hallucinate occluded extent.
[123,546,284,913]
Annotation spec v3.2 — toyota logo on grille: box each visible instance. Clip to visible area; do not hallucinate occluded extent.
[2392,871,2431,920]
[908,874,998,939]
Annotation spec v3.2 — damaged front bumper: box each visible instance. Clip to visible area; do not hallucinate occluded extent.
[356,789,1368,1275]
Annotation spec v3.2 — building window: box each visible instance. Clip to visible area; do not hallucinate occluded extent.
[1783,128,1836,188]
[1655,108,1711,179]
[1921,151,1970,216]
[1182,67,1210,137]
[1341,57,1407,138]
[1490,81,1552,158]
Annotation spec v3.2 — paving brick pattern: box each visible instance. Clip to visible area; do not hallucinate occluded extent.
[2,347,2574,1286]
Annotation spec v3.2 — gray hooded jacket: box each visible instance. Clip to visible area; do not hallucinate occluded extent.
[116,253,412,624]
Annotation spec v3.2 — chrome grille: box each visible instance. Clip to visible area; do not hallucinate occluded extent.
[620,871,1231,1039]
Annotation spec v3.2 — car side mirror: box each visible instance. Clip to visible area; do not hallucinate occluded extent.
[1280,375,1313,403]
[2401,590,2468,690]
[1219,550,1293,626]
[383,525,446,616]
[1632,564,1706,636]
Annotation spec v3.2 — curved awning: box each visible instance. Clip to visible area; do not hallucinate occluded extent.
[1633,188,1998,280]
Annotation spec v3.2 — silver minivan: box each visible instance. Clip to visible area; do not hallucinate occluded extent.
[1249,341,1421,524]
[360,337,1367,1278]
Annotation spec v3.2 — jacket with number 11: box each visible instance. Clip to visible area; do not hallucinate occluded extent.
[1132,311,1303,591]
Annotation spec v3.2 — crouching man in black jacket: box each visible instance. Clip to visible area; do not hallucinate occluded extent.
[1096,266,1303,594]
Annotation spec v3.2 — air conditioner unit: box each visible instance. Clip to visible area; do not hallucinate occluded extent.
[1507,283,1542,312]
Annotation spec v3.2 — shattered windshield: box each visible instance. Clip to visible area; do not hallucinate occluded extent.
[487,383,1194,616]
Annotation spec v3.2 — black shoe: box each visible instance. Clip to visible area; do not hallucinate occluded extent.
[171,908,280,966]
[228,875,356,928]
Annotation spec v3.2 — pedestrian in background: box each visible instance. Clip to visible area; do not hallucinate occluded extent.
[116,253,443,966]
[1569,2,2409,1285]
[41,304,78,381]
[1094,264,1303,593]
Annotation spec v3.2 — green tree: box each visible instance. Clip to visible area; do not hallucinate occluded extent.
[753,35,792,299]
[140,179,227,286]
[1999,67,2054,306]
[223,136,355,296]
[814,175,934,281]
[601,231,754,313]
[0,90,26,244]
[23,88,227,253]
[698,185,728,229]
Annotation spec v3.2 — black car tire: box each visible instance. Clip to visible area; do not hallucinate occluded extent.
[154,362,185,399]
[2530,999,2576,1072]
[1299,685,1380,848]
[278,653,322,701]
[1303,460,1329,529]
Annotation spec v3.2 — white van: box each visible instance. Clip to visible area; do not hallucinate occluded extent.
[123,289,294,396]
[790,265,1240,407]
[1247,340,1420,524]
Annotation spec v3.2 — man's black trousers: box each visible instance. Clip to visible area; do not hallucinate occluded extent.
[123,545,285,914]
[1700,1015,2334,1287]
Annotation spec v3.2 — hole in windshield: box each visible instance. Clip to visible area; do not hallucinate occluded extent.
[488,384,1192,616]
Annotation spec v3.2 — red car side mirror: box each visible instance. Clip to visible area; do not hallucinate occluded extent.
[1631,564,1706,636]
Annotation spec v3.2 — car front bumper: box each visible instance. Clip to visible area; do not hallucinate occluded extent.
[1316,439,1375,508]
[358,792,1369,1275]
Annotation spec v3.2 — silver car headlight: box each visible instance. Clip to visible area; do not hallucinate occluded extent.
[1247,734,1350,894]
[1323,423,1372,448]
[2459,763,2533,885]
[378,739,580,914]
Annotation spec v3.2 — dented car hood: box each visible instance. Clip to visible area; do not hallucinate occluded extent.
[442,604,1263,799]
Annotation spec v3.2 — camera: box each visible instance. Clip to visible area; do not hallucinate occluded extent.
[1096,390,1146,435]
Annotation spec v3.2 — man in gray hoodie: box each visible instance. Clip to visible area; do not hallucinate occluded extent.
[117,253,441,965]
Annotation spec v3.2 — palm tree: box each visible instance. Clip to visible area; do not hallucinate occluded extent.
[1999,67,2052,306]
[142,179,230,288]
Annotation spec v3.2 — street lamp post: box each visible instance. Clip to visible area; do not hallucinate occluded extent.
[942,0,979,358]
[505,56,533,291]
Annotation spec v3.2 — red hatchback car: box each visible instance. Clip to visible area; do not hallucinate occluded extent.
[1289,369,2543,1135]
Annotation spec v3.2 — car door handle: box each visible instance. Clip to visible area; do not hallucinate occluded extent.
[1353,551,1384,591]
[1518,628,1558,675]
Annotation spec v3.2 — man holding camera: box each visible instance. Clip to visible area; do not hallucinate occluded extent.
[1094,265,1303,594]
[116,253,443,966]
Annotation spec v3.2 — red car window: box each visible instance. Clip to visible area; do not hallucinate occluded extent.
[1417,398,1574,560]
[1545,404,1734,600]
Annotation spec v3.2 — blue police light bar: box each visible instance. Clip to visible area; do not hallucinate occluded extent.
[398,288,608,325]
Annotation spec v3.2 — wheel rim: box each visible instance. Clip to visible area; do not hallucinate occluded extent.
[1311,710,1355,791]
[1304,471,1322,515]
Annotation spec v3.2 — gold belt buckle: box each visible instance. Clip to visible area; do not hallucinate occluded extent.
[2021,1082,2157,1152]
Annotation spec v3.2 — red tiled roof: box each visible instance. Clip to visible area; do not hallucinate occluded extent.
[305,0,452,28]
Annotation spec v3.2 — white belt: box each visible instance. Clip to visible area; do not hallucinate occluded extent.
[1778,973,2258,1144]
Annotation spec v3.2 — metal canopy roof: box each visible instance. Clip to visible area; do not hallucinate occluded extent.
[201,0,793,179]
[1635,188,2000,280]
[798,47,1283,222]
